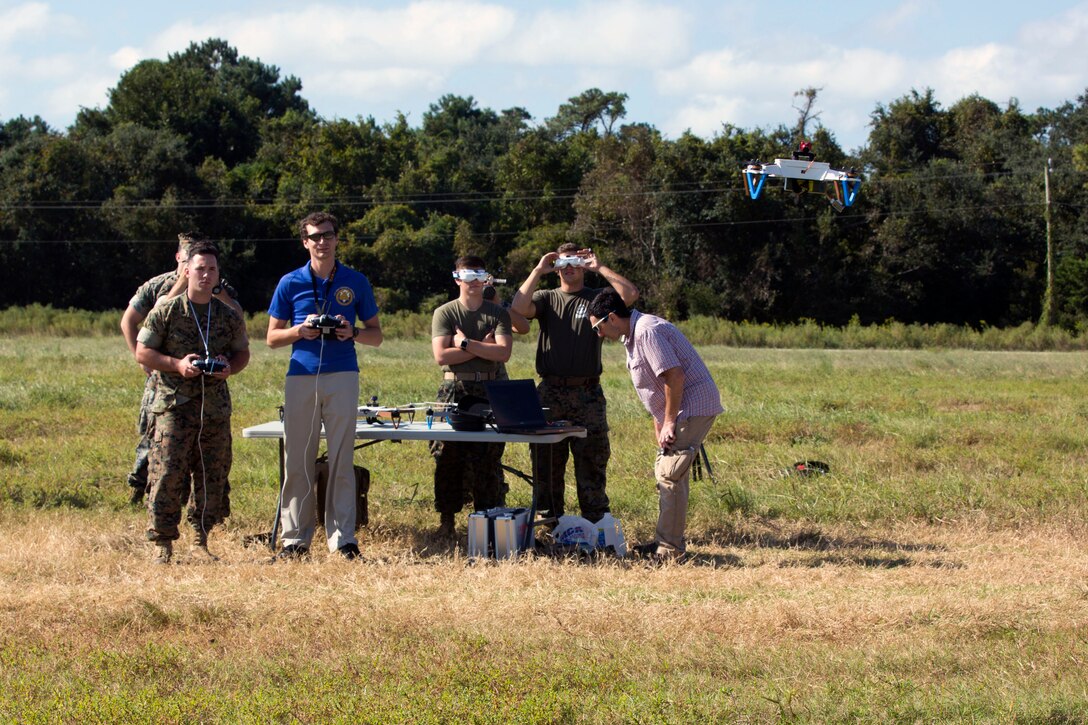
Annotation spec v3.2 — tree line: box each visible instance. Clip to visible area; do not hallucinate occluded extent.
[2,38,1088,328]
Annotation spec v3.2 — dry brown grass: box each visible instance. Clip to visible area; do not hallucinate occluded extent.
[4,509,1088,721]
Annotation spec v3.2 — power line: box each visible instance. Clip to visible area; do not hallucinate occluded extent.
[0,163,1075,213]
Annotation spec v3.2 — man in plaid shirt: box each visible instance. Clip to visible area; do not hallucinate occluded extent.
[587,289,723,560]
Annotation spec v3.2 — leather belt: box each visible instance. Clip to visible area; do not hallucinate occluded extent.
[542,375,600,387]
[443,371,498,382]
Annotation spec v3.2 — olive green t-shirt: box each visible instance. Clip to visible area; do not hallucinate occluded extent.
[531,287,604,378]
[431,299,512,374]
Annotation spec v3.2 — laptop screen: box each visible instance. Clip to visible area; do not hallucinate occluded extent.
[484,380,548,430]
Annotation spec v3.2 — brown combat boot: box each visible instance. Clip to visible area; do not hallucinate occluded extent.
[191,530,219,562]
[154,542,173,565]
[436,512,456,539]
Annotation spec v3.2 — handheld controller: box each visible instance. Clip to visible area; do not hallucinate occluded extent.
[193,357,227,375]
[309,314,345,340]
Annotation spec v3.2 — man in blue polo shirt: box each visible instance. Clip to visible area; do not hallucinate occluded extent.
[267,211,383,560]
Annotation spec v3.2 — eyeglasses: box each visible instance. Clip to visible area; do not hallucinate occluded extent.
[453,269,490,283]
[591,314,609,333]
[305,230,337,242]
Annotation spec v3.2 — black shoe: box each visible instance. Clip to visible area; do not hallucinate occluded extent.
[338,543,361,560]
[277,544,309,560]
[128,487,145,506]
[631,542,659,558]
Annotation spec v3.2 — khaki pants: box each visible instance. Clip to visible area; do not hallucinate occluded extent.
[654,415,717,555]
[280,371,360,552]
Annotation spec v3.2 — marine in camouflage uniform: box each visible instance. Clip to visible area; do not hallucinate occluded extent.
[430,376,508,516]
[430,259,513,535]
[510,245,640,523]
[124,270,182,498]
[137,267,248,551]
[123,267,240,511]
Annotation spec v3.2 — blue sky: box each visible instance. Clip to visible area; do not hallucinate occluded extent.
[2,0,1087,152]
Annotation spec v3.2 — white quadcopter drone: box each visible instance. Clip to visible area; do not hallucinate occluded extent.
[742,142,861,212]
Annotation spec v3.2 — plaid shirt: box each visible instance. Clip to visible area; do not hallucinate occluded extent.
[623,309,723,424]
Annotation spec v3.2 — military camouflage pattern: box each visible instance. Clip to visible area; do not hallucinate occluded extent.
[430,380,506,515]
[126,372,157,492]
[129,271,178,317]
[140,295,247,543]
[138,296,248,418]
[530,381,610,521]
[146,404,232,543]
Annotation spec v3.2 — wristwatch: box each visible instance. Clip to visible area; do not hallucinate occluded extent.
[351,325,360,340]
[459,338,469,351]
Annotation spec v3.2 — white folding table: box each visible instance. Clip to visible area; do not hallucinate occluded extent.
[242,418,586,551]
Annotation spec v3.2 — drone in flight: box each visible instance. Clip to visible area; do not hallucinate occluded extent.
[742,142,861,212]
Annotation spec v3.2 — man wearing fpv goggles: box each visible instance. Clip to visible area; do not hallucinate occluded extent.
[510,243,639,526]
[430,255,513,538]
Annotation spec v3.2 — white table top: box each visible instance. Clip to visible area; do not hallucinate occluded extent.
[242,419,586,445]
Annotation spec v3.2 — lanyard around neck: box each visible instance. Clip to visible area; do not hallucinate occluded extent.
[309,261,337,314]
[187,298,213,357]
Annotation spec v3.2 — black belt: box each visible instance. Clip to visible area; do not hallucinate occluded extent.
[542,375,600,387]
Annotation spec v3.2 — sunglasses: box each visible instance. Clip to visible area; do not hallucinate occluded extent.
[305,230,337,242]
[453,269,490,283]
[591,313,609,333]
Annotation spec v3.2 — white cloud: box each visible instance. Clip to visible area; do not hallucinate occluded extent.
[0,2,64,42]
[660,94,746,138]
[868,0,933,38]
[43,74,115,117]
[504,0,689,67]
[307,67,447,102]
[110,46,143,72]
[134,1,515,69]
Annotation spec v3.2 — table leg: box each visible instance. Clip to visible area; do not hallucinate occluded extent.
[269,437,285,552]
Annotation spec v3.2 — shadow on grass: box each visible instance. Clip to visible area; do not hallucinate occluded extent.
[700,524,947,553]
[2,486,100,510]
[688,521,964,570]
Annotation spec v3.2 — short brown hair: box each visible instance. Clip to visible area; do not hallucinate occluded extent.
[177,231,208,253]
[186,240,220,261]
[298,212,339,240]
[556,242,580,255]
[454,255,486,270]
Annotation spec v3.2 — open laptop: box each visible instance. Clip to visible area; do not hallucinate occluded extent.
[484,379,585,435]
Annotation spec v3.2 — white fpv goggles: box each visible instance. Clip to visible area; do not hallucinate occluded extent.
[553,255,586,269]
[452,269,491,283]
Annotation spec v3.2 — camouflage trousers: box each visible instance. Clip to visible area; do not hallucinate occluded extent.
[146,403,232,543]
[431,380,505,515]
[530,381,611,522]
[126,374,155,492]
[129,375,231,515]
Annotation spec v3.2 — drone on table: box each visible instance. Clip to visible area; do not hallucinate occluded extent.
[742,142,861,212]
[358,397,453,429]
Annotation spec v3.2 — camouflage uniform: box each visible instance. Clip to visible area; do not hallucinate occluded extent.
[126,271,179,496]
[430,380,506,515]
[126,273,238,514]
[533,380,610,521]
[528,287,611,521]
[138,295,248,544]
[430,299,511,516]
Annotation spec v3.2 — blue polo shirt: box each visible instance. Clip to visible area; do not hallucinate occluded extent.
[269,262,379,376]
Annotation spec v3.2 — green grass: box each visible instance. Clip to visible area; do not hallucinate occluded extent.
[3,336,1088,721]
[4,338,1088,527]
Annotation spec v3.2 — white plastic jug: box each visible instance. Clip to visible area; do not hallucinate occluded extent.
[552,515,597,547]
[594,513,627,557]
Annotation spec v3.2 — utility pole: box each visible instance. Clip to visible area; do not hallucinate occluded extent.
[1041,158,1055,326]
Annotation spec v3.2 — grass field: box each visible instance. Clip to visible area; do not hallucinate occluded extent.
[2,336,1088,722]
